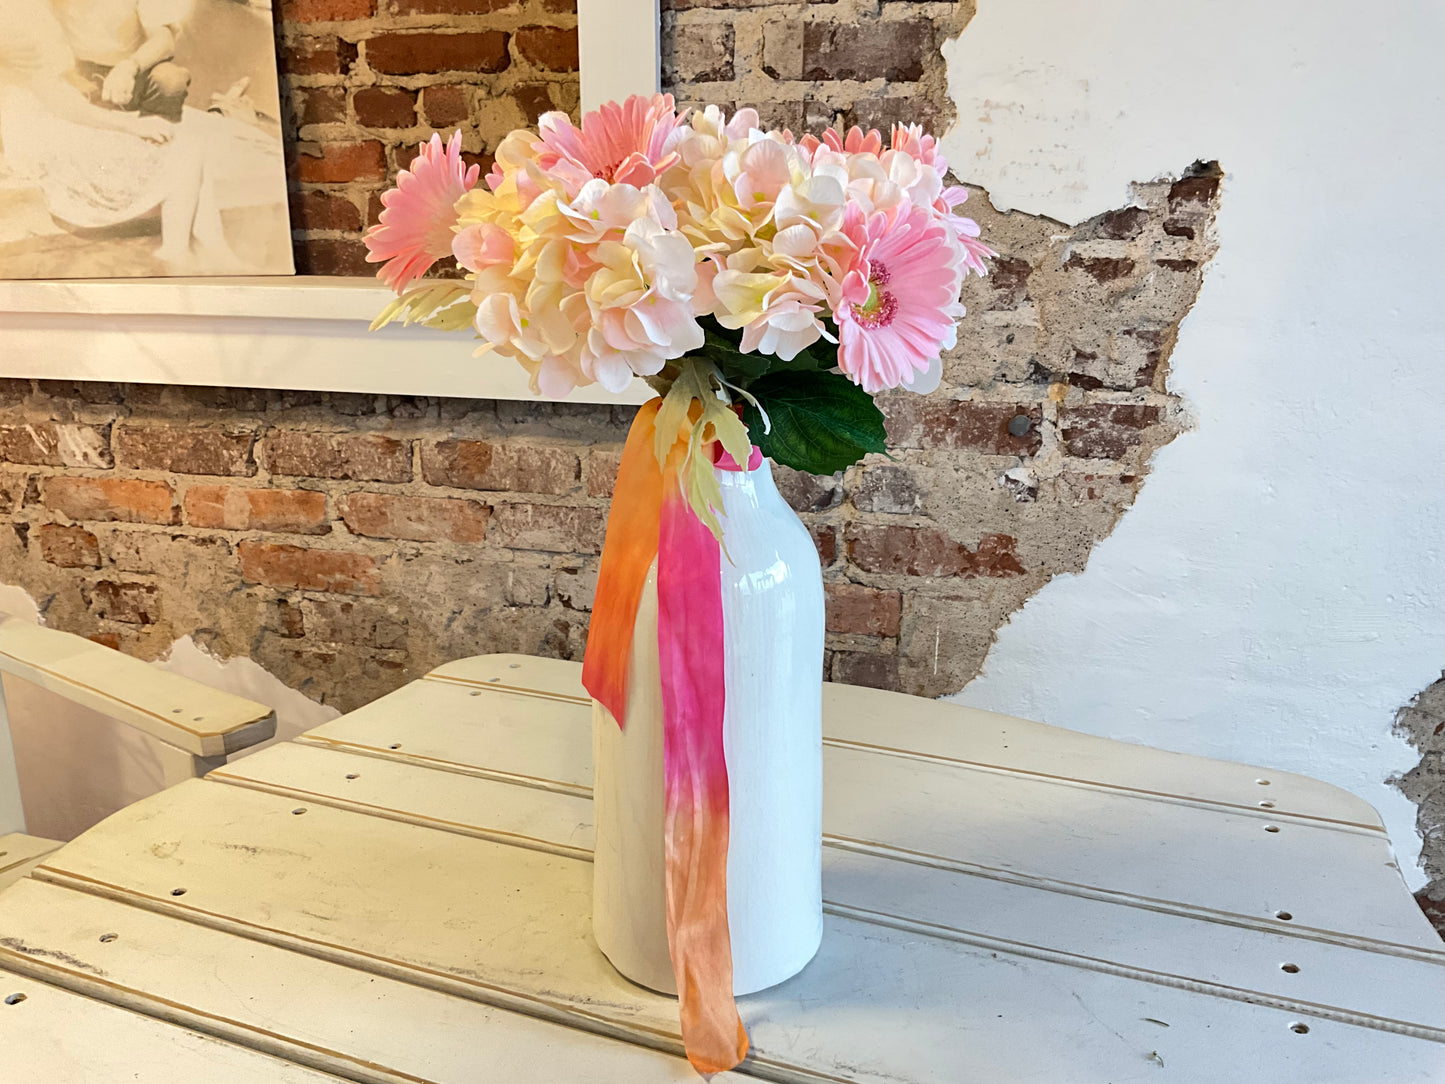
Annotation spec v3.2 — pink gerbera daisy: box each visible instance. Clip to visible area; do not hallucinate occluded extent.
[533,93,684,196]
[832,203,965,393]
[365,132,480,294]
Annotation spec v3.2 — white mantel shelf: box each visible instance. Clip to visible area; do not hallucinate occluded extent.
[0,276,650,405]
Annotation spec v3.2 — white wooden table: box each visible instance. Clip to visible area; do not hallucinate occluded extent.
[1,654,1442,1083]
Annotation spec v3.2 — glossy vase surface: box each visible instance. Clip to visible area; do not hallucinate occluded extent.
[591,456,825,996]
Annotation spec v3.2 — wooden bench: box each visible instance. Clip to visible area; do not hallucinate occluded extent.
[0,614,276,892]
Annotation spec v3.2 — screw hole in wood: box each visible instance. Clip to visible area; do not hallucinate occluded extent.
[99,933,118,943]
[1256,779,1270,785]
[345,773,359,780]
[292,808,307,815]
[171,888,186,897]
[1259,801,1275,808]
[389,743,402,749]
[1264,825,1281,833]
[1281,963,1299,973]
[1290,1023,1309,1034]
[4,993,25,1005]
[1275,910,1292,921]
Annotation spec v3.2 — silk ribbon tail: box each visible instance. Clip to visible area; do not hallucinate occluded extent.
[581,397,664,726]
[657,467,749,1075]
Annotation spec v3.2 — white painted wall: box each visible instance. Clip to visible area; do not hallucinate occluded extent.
[942,1,1445,886]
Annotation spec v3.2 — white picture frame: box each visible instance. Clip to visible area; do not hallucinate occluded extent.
[0,0,661,402]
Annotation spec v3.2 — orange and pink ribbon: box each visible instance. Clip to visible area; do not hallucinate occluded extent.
[582,399,750,1074]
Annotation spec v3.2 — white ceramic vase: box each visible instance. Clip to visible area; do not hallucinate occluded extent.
[591,455,825,996]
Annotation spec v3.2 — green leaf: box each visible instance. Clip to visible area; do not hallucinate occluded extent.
[694,317,840,388]
[741,370,888,475]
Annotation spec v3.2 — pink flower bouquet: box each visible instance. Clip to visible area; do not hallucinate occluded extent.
[364,94,992,1075]
[366,95,991,527]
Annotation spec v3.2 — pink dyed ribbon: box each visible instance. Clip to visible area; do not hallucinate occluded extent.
[583,403,750,1074]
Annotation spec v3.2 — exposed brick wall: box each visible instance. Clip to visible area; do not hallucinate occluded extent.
[275,0,580,274]
[0,12,1223,716]
[660,0,969,142]
[276,0,973,274]
[0,162,1218,712]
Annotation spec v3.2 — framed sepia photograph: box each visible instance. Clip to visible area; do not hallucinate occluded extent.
[0,0,293,279]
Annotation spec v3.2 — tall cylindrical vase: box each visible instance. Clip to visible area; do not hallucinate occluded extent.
[592,454,825,996]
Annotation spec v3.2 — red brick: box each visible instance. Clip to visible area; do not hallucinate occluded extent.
[294,238,374,276]
[302,598,407,648]
[114,426,256,476]
[986,256,1031,310]
[1064,255,1137,284]
[510,81,559,124]
[385,0,516,11]
[0,473,28,516]
[0,422,111,468]
[185,486,329,534]
[825,582,901,637]
[353,86,418,129]
[1059,404,1161,459]
[289,191,362,233]
[847,525,1025,579]
[365,31,511,76]
[44,477,177,525]
[294,85,347,126]
[109,531,230,573]
[515,26,579,72]
[37,524,100,568]
[884,400,1042,456]
[296,140,386,184]
[239,541,381,595]
[774,466,842,513]
[422,440,579,494]
[811,524,836,567]
[490,503,603,554]
[661,21,731,82]
[266,598,307,639]
[802,20,927,82]
[338,492,489,543]
[424,84,471,127]
[280,0,374,20]
[262,432,411,482]
[845,97,941,137]
[282,35,358,76]
[1122,328,1167,390]
[832,650,900,692]
[1087,206,1148,241]
[91,581,161,625]
[585,449,623,498]
[1169,170,1221,206]
[850,465,921,515]
[392,144,493,181]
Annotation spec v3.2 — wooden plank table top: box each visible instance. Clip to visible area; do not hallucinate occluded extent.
[1,653,1442,1083]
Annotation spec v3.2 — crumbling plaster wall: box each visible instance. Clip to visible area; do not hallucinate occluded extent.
[0,1,1228,842]
[941,0,1445,897]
